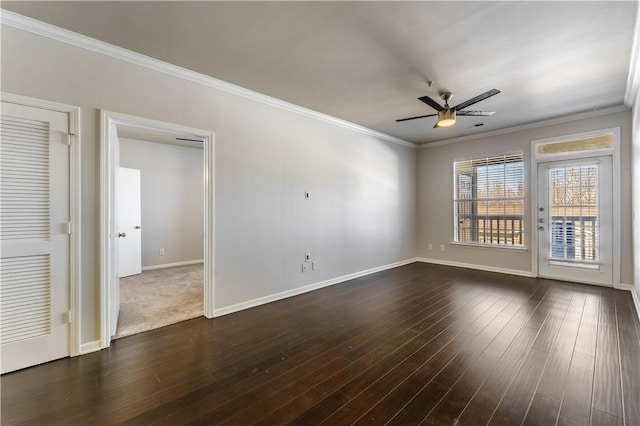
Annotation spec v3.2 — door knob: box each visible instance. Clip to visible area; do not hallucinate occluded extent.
[118,232,126,238]
[539,218,544,223]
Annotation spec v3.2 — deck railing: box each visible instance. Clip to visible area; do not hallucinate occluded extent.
[456,215,597,256]
[457,215,524,245]
[549,215,598,261]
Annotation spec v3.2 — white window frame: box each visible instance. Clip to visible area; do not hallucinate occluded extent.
[452,151,526,249]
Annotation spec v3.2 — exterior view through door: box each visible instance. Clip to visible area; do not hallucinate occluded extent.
[535,132,616,287]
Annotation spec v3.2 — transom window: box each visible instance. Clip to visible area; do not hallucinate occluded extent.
[454,153,524,246]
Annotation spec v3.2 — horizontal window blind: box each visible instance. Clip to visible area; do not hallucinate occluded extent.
[454,153,524,246]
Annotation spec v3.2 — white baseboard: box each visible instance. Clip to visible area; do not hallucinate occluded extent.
[416,257,534,278]
[620,283,635,292]
[142,259,204,271]
[621,283,640,322]
[214,257,419,317]
[633,286,640,322]
[78,340,101,355]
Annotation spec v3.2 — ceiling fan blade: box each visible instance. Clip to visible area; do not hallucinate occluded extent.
[396,113,437,122]
[453,89,500,111]
[418,96,444,111]
[456,110,496,116]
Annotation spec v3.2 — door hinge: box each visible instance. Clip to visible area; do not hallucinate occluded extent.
[64,310,73,324]
[65,222,72,235]
[67,132,75,146]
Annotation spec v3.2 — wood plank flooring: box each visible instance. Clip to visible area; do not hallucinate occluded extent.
[2,262,639,425]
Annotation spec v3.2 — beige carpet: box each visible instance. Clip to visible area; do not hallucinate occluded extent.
[114,263,204,339]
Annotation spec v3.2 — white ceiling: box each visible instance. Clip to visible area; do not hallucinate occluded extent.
[2,1,637,145]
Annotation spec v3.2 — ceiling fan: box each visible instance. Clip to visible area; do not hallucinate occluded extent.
[396,88,501,128]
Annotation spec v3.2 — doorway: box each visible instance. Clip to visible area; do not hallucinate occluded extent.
[100,111,215,348]
[532,129,620,288]
[115,130,205,338]
[536,156,613,285]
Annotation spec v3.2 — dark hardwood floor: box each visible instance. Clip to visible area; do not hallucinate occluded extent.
[2,262,639,425]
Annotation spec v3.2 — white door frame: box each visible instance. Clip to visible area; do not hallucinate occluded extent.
[1,92,82,357]
[100,110,215,348]
[530,127,621,289]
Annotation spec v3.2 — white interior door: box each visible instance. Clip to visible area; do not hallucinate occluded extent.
[117,167,142,278]
[537,156,613,286]
[0,102,70,373]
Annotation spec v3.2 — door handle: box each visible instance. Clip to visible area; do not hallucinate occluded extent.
[118,232,126,238]
[538,226,544,231]
[539,218,544,223]
[134,226,141,229]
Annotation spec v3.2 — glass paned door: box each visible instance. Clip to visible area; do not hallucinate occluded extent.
[537,156,612,286]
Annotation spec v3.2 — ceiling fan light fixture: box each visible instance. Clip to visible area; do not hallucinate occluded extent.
[436,109,456,127]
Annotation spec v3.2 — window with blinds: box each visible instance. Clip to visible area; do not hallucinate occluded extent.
[454,153,524,246]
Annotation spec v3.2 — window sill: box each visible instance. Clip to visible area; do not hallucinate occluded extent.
[450,241,529,252]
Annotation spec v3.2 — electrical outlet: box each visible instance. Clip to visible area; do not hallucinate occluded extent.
[159,248,165,255]
[428,243,433,250]
[440,244,445,251]
[305,253,311,262]
[312,261,318,271]
[301,263,308,273]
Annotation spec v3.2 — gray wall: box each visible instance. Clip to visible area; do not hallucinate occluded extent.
[417,110,634,285]
[2,22,636,347]
[1,25,418,344]
[119,138,204,268]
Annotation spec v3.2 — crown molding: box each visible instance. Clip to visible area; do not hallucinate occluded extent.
[418,104,630,149]
[624,0,640,106]
[0,10,416,149]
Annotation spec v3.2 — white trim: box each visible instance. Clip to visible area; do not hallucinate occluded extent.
[452,150,527,249]
[416,257,534,278]
[1,92,83,358]
[419,105,630,149]
[623,284,640,323]
[79,340,101,355]
[100,110,215,349]
[530,142,540,280]
[1,92,77,113]
[214,258,418,317]
[203,127,215,320]
[0,10,414,149]
[530,128,621,289]
[624,1,640,106]
[141,259,204,272]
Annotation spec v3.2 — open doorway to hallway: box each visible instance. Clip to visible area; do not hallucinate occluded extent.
[113,125,204,339]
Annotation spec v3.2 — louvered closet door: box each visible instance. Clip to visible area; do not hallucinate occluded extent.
[1,102,70,374]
